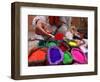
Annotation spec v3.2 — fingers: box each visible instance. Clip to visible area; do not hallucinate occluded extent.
[48,34,55,38]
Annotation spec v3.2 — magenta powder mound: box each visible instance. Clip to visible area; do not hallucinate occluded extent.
[48,46,63,65]
[71,48,87,64]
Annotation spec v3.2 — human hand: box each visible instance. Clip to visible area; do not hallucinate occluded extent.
[48,34,54,38]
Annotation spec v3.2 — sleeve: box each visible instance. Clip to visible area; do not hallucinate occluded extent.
[32,16,41,28]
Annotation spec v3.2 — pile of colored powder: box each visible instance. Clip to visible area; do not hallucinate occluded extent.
[54,33,64,40]
[63,51,73,64]
[48,47,63,64]
[46,41,57,47]
[38,40,46,47]
[71,48,87,64]
[28,49,47,63]
[68,41,77,47]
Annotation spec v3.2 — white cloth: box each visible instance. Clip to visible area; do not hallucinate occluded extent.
[58,24,68,34]
[57,17,71,34]
[65,31,73,40]
[32,16,49,40]
[79,39,88,54]
[60,17,71,28]
[32,16,48,27]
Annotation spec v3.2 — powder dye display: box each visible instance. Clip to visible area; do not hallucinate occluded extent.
[28,16,88,66]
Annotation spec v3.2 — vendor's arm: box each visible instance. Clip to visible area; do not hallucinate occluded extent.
[35,21,54,38]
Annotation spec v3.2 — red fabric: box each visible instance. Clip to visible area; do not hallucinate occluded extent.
[48,16,55,25]
[48,16,61,27]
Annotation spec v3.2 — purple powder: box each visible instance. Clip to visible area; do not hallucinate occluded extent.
[48,46,63,65]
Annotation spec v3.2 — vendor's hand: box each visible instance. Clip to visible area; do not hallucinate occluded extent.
[48,34,54,38]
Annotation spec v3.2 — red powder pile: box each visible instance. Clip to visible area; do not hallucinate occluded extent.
[54,33,64,40]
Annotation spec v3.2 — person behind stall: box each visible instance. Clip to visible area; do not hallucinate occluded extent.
[32,16,54,40]
[48,16,71,35]
[65,26,78,40]
[65,26,88,54]
[32,16,71,40]
[75,31,88,54]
